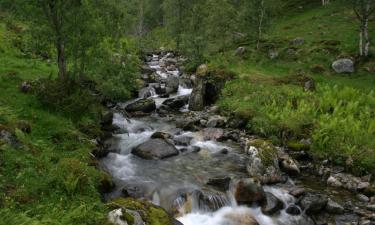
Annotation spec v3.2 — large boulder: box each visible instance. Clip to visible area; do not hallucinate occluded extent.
[332,58,355,73]
[245,139,284,184]
[234,178,265,205]
[125,99,156,113]
[279,154,300,175]
[162,95,189,110]
[132,139,179,160]
[196,64,209,77]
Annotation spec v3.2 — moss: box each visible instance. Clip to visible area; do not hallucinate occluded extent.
[120,210,135,225]
[287,140,310,151]
[98,171,115,194]
[248,139,277,167]
[108,198,173,225]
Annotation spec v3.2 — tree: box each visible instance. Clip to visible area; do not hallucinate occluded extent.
[353,0,375,57]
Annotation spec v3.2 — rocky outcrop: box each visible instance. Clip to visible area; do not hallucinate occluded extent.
[125,99,156,113]
[188,76,206,111]
[132,139,179,160]
[245,139,284,184]
[332,58,355,73]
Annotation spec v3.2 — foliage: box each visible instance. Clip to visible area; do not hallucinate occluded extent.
[219,80,375,174]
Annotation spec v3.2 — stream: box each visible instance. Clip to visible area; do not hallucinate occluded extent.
[100,53,369,225]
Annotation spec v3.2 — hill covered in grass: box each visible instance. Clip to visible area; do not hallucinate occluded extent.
[212,0,375,174]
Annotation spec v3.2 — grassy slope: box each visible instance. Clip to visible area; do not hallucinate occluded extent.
[215,0,375,174]
[0,22,108,224]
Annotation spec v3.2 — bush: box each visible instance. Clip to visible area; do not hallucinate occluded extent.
[34,78,100,119]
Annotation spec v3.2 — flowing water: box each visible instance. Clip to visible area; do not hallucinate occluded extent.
[101,53,315,225]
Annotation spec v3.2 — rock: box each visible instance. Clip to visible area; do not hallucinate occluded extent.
[326,198,344,214]
[290,37,305,46]
[285,48,298,59]
[151,132,172,140]
[108,198,174,225]
[101,111,114,126]
[207,176,231,191]
[268,49,279,59]
[227,116,248,129]
[220,148,229,154]
[166,76,180,94]
[190,146,201,153]
[141,65,156,75]
[298,193,328,215]
[334,214,359,225]
[108,209,128,225]
[304,79,316,92]
[280,154,300,175]
[20,81,31,93]
[201,128,224,141]
[286,205,301,215]
[188,77,205,111]
[138,87,156,98]
[176,118,200,131]
[0,129,19,148]
[366,205,375,212]
[162,95,189,110]
[172,220,184,225]
[235,47,247,57]
[289,187,306,198]
[132,139,179,160]
[179,74,193,89]
[261,192,284,215]
[165,58,177,66]
[223,210,260,225]
[125,99,156,113]
[245,139,284,184]
[234,178,265,205]
[206,116,226,128]
[173,135,193,146]
[196,64,209,77]
[357,194,370,202]
[327,173,366,192]
[332,58,355,73]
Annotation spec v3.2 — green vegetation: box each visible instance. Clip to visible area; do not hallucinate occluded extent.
[216,0,375,174]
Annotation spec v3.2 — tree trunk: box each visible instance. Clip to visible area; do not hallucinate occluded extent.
[359,2,370,57]
[57,37,67,80]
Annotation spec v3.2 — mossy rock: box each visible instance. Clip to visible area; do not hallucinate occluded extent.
[98,171,115,194]
[108,198,174,225]
[248,139,278,167]
[287,140,310,151]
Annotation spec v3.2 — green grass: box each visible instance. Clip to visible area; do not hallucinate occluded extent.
[214,0,375,174]
[0,21,109,224]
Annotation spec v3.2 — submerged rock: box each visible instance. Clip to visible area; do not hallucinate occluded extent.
[245,139,284,184]
[125,99,156,113]
[132,139,179,160]
[234,178,265,205]
[173,135,193,146]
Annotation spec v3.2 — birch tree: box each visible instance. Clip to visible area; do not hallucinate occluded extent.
[353,0,375,58]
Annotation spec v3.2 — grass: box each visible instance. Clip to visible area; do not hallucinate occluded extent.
[214,0,375,175]
[0,21,109,224]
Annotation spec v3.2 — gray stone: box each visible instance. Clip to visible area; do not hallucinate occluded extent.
[162,95,189,110]
[290,37,305,46]
[332,58,355,73]
[357,194,370,202]
[298,193,328,215]
[286,204,301,215]
[207,176,231,191]
[206,116,226,128]
[173,135,193,146]
[326,199,344,214]
[132,139,179,160]
[235,47,247,56]
[125,99,156,113]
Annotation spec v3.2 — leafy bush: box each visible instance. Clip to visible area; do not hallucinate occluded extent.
[34,78,100,119]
